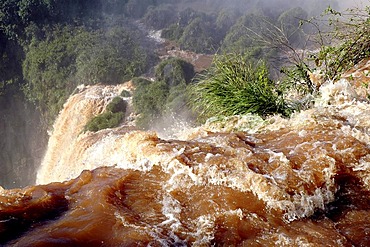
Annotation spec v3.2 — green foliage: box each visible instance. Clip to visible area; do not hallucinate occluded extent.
[22,25,82,121]
[132,58,196,129]
[22,25,149,124]
[0,36,23,95]
[131,77,151,87]
[83,111,124,132]
[222,13,270,54]
[161,8,222,54]
[280,62,314,94]
[189,53,291,121]
[0,0,103,41]
[120,90,131,97]
[155,58,195,87]
[106,96,127,113]
[178,17,218,54]
[215,10,238,40]
[0,0,46,40]
[177,8,202,27]
[133,80,192,129]
[309,6,370,81]
[161,23,184,41]
[46,0,103,24]
[1,0,359,130]
[142,5,176,30]
[75,27,147,85]
[124,0,156,18]
[221,8,310,67]
[133,81,169,129]
[165,82,188,113]
[83,96,127,132]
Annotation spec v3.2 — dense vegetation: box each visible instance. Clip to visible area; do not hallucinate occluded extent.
[22,26,150,121]
[0,0,161,124]
[1,0,368,129]
[310,7,370,81]
[133,58,194,129]
[84,96,127,132]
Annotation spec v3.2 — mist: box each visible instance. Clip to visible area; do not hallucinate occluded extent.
[0,92,47,189]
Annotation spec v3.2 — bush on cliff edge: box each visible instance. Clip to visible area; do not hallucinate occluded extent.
[83,96,127,132]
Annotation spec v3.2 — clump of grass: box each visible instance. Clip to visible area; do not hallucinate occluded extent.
[189,53,291,121]
[83,96,127,132]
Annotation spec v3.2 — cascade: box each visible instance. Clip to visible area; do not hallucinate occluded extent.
[1,60,370,246]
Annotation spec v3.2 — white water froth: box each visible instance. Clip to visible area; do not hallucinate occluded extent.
[37,76,370,224]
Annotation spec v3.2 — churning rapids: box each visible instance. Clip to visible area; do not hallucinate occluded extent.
[1,60,370,246]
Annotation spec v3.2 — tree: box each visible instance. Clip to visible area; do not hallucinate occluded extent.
[0,0,25,40]
[222,13,276,56]
[46,0,102,23]
[155,58,195,87]
[178,17,218,54]
[142,5,176,30]
[124,0,155,18]
[0,32,23,95]
[22,25,151,123]
[133,81,169,129]
[75,27,148,85]
[215,9,238,41]
[22,26,81,121]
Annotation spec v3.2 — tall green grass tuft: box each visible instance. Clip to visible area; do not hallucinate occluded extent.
[189,53,290,121]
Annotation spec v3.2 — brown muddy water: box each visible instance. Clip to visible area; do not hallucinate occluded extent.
[1,61,370,246]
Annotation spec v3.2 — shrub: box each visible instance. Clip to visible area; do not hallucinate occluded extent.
[106,96,127,113]
[83,111,124,132]
[142,5,176,30]
[75,27,148,85]
[120,90,131,97]
[189,53,291,121]
[131,77,151,88]
[309,7,370,81]
[132,58,196,129]
[178,17,218,54]
[83,96,127,132]
[132,80,169,129]
[165,83,188,113]
[155,58,195,87]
